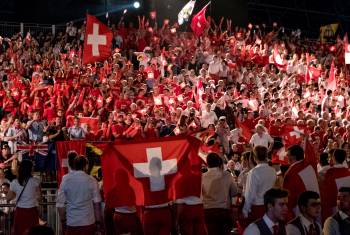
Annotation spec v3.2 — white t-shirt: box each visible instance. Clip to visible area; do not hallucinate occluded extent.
[201,111,218,128]
[10,177,40,208]
[249,133,274,148]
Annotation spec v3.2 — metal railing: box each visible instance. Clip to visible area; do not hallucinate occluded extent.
[0,188,60,235]
[0,21,66,38]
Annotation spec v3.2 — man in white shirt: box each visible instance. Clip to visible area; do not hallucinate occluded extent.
[243,146,277,223]
[56,156,102,235]
[208,55,222,79]
[249,124,274,149]
[243,188,289,235]
[321,90,332,115]
[201,103,218,128]
[286,191,322,235]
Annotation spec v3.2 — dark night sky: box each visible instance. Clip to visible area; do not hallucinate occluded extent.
[0,0,349,35]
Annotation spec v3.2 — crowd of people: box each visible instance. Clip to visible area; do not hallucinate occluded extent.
[0,12,350,235]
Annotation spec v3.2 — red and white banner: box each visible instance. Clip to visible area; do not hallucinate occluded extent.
[101,136,202,207]
[83,14,113,64]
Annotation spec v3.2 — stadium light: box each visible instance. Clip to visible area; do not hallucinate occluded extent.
[133,1,140,9]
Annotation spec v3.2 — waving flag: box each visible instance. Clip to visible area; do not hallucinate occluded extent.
[83,14,113,64]
[327,59,336,91]
[282,125,305,147]
[191,2,210,37]
[101,136,202,207]
[178,0,196,25]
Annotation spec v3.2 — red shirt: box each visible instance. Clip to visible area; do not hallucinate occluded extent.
[43,107,56,123]
[111,124,127,139]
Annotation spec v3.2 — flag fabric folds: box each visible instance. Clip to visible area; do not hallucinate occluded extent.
[101,136,202,207]
[191,2,210,37]
[327,59,336,91]
[83,14,113,64]
[178,0,196,25]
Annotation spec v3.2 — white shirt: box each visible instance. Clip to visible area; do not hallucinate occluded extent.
[208,60,222,75]
[201,110,218,128]
[56,170,101,226]
[243,214,280,235]
[249,133,274,148]
[243,163,276,217]
[230,128,242,144]
[10,177,40,208]
[337,95,346,109]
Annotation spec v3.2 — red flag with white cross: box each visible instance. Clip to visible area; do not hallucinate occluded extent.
[191,2,210,37]
[101,136,203,207]
[282,125,305,147]
[83,14,113,64]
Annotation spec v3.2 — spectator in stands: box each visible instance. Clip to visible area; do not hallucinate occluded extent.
[4,118,27,153]
[243,188,289,235]
[249,124,274,149]
[26,111,46,143]
[67,117,86,140]
[286,191,322,235]
[6,160,41,235]
[0,144,17,181]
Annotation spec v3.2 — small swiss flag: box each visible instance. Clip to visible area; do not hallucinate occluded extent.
[83,14,113,64]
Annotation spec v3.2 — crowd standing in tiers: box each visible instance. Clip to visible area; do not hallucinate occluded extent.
[0,13,350,235]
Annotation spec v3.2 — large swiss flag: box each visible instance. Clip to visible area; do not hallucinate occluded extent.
[101,136,203,207]
[191,3,210,37]
[83,14,113,64]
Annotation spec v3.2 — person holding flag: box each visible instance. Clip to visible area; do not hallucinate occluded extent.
[282,144,320,219]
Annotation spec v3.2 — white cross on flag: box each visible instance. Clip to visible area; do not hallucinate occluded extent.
[133,147,178,192]
[83,14,113,64]
[283,125,305,147]
[101,136,203,207]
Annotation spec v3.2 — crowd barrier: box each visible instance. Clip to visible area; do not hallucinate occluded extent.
[0,188,61,235]
[0,21,66,38]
